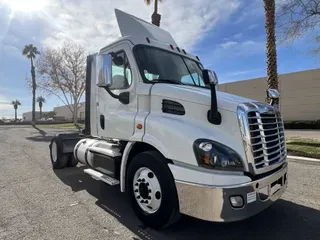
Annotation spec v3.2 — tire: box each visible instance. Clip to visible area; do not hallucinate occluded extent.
[67,154,78,167]
[50,136,68,169]
[127,151,180,229]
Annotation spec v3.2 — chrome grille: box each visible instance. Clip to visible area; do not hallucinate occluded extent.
[237,102,287,175]
[248,111,286,169]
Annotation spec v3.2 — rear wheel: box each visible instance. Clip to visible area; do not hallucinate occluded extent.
[50,136,68,169]
[127,151,180,229]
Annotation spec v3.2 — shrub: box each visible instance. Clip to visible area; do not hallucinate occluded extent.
[284,120,320,129]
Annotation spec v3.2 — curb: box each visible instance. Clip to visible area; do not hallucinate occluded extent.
[287,155,320,164]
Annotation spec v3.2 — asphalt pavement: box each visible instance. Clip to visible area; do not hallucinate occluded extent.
[0,126,319,240]
[285,130,320,140]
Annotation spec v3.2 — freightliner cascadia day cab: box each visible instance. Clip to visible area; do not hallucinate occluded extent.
[49,9,288,229]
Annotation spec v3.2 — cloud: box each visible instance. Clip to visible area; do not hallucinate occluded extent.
[226,68,262,76]
[217,40,265,56]
[234,1,264,25]
[0,103,11,109]
[220,41,238,49]
[248,24,258,30]
[0,95,11,110]
[0,95,29,118]
[233,0,288,26]
[1,33,20,45]
[1,44,22,58]
[233,33,243,39]
[36,0,240,52]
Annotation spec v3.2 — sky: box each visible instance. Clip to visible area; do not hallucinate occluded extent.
[0,0,319,118]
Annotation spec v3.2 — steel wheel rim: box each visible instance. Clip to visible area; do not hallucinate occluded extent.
[133,167,162,214]
[51,141,57,163]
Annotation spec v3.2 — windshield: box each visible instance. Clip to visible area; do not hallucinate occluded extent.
[134,45,208,87]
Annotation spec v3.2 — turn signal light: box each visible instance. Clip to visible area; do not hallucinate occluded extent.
[204,152,210,164]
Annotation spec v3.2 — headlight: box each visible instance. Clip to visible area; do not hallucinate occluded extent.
[193,139,244,171]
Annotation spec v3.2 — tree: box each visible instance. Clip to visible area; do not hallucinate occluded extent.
[36,42,86,124]
[22,44,40,124]
[11,100,21,121]
[277,0,320,51]
[145,0,163,27]
[264,0,279,105]
[36,96,46,119]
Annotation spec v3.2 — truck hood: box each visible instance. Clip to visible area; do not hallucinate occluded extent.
[151,84,255,112]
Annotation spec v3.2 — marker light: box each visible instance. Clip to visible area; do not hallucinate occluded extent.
[230,196,244,208]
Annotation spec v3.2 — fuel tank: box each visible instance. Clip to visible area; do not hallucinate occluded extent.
[74,138,122,178]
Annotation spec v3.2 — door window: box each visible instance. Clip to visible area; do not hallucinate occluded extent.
[110,51,132,89]
[181,73,205,86]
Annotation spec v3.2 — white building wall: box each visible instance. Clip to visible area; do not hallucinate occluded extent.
[218,68,320,121]
[54,103,85,120]
[22,112,42,121]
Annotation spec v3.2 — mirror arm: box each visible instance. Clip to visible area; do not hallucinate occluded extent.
[270,99,274,106]
[97,84,130,105]
[105,86,119,99]
[98,84,119,99]
[207,84,222,125]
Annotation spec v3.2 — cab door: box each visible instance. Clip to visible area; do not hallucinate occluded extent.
[97,42,138,140]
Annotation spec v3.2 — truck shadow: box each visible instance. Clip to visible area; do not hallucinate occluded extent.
[32,125,47,136]
[26,129,78,142]
[26,135,53,142]
[53,166,320,240]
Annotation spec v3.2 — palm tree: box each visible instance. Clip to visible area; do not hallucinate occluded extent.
[11,100,21,121]
[145,0,163,27]
[37,96,46,119]
[264,0,279,105]
[22,44,40,124]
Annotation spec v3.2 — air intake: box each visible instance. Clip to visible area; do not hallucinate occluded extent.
[162,99,185,115]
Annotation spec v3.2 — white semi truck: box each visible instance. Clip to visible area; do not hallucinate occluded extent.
[49,9,288,229]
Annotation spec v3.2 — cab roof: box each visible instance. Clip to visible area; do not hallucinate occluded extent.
[99,9,200,63]
[115,9,177,45]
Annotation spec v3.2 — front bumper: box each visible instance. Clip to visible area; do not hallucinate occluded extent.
[175,163,288,222]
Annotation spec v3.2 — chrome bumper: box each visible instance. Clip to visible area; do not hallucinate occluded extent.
[175,163,288,222]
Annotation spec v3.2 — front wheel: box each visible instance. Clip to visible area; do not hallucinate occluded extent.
[127,151,180,229]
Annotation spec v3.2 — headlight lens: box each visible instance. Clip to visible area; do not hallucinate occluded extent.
[193,139,244,171]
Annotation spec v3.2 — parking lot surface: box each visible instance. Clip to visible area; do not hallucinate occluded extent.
[0,126,319,240]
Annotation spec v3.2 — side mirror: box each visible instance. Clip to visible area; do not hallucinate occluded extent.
[95,53,130,105]
[267,89,280,99]
[96,54,112,88]
[203,69,218,86]
[267,89,280,106]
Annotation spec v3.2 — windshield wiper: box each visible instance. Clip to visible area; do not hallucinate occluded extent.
[150,79,185,85]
